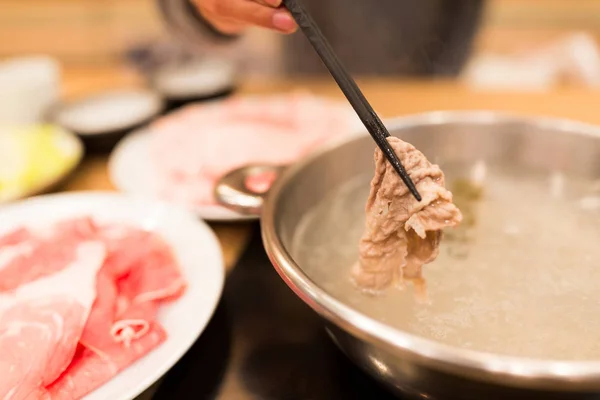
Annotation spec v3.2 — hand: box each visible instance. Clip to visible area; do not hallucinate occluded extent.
[191,0,297,35]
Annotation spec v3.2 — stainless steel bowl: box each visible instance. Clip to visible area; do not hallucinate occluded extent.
[216,111,600,399]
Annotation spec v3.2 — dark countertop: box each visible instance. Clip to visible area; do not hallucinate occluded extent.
[149,223,400,400]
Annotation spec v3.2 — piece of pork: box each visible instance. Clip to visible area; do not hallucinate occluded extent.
[0,241,106,400]
[0,217,186,400]
[352,136,463,296]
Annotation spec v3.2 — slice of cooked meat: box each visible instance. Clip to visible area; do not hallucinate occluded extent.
[352,136,463,296]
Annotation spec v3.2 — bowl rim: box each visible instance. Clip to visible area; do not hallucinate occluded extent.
[46,88,165,136]
[261,110,600,388]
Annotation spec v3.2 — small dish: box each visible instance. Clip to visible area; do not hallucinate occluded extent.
[149,58,237,110]
[49,89,165,153]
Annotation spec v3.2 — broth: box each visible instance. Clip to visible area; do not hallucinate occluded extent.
[291,163,600,360]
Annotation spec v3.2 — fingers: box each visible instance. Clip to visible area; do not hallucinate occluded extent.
[215,0,295,32]
[272,9,296,33]
[197,0,296,34]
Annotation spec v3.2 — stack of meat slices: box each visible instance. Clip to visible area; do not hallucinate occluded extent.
[149,91,361,207]
[0,216,186,399]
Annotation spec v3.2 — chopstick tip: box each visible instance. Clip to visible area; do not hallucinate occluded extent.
[412,189,422,202]
[406,180,422,202]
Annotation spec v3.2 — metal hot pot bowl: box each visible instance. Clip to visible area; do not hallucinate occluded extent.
[215,111,600,400]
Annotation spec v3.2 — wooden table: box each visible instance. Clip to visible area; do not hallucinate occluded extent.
[60,65,600,273]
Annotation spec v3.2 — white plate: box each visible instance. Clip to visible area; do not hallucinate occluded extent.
[0,192,225,400]
[108,129,256,221]
[50,89,164,136]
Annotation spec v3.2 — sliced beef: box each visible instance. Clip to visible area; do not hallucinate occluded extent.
[352,136,462,296]
[0,241,106,400]
[53,223,185,399]
[0,218,100,292]
[0,217,186,399]
[44,324,166,400]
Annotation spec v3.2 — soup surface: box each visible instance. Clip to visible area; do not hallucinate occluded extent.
[291,162,600,360]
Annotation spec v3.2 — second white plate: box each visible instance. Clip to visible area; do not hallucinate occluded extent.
[108,129,256,221]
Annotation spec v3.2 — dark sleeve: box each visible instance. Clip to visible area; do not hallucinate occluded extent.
[155,0,242,46]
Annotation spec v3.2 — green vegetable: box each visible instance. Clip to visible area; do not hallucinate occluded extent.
[0,124,78,201]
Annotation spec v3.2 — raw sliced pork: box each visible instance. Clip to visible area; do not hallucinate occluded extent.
[0,219,98,292]
[352,137,463,298]
[0,241,106,400]
[0,217,186,399]
[149,91,361,207]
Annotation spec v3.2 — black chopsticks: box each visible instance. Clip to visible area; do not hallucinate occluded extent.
[282,0,422,201]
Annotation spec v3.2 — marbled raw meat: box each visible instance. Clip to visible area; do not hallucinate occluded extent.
[0,227,30,247]
[0,241,106,400]
[44,324,166,400]
[0,217,186,399]
[54,220,185,398]
[149,92,360,206]
[0,218,98,291]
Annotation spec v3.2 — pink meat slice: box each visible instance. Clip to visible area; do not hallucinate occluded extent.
[149,92,360,207]
[99,228,156,278]
[0,218,101,291]
[52,224,185,397]
[0,227,32,247]
[43,324,166,400]
[0,217,186,399]
[0,238,74,292]
[78,271,118,355]
[0,241,106,400]
[79,223,185,352]
[52,217,99,239]
[110,232,185,346]
[81,227,185,349]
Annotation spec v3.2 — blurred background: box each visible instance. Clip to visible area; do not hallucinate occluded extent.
[1,0,599,81]
[0,0,597,61]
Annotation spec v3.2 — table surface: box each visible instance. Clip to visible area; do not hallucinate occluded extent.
[59,65,600,399]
